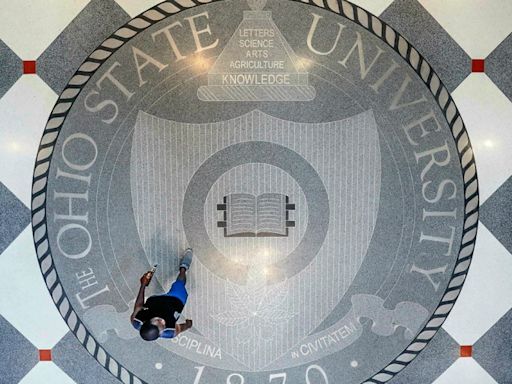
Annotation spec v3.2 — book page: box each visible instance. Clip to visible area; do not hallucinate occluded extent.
[226,193,257,236]
[256,193,286,236]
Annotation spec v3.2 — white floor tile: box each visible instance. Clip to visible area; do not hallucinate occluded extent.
[0,76,57,207]
[418,0,512,58]
[0,0,89,60]
[442,224,512,345]
[19,362,76,384]
[0,227,69,349]
[452,73,512,203]
[114,0,162,17]
[433,358,498,384]
[347,0,394,16]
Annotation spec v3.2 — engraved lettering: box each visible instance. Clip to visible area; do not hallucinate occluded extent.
[389,74,428,111]
[422,179,457,203]
[306,13,345,56]
[152,22,187,61]
[410,264,449,291]
[420,227,456,256]
[338,32,385,80]
[132,46,169,87]
[56,223,92,259]
[370,60,400,93]
[184,12,219,53]
[84,90,118,124]
[96,62,135,100]
[75,284,110,309]
[53,191,89,224]
[61,133,98,171]
[403,110,442,146]
[415,141,451,181]
[76,268,98,290]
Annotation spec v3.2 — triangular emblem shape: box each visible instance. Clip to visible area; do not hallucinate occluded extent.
[198,0,316,101]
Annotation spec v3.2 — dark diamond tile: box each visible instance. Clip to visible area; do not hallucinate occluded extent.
[473,308,512,384]
[0,315,39,383]
[0,182,30,254]
[480,176,512,254]
[486,33,512,101]
[381,0,471,92]
[0,40,22,98]
[52,332,121,384]
[37,0,130,94]
[389,328,459,383]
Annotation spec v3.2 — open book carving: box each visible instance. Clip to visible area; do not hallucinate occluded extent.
[217,193,295,237]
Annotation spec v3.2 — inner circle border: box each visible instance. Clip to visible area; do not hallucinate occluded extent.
[30,1,479,383]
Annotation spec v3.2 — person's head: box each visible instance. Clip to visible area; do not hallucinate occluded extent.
[139,317,165,341]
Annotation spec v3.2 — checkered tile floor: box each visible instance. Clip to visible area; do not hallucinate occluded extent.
[0,1,511,383]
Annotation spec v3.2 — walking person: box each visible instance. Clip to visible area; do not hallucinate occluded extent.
[131,249,194,341]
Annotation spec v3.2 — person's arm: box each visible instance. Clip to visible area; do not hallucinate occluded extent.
[175,319,193,336]
[130,283,146,322]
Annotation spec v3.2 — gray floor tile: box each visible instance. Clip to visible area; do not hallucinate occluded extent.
[0,315,39,384]
[381,0,471,92]
[37,0,130,94]
[487,33,512,101]
[389,328,460,383]
[0,182,30,254]
[52,332,121,384]
[480,176,512,255]
[0,40,22,99]
[473,308,512,384]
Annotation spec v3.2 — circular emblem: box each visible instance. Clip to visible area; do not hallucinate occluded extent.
[32,0,479,383]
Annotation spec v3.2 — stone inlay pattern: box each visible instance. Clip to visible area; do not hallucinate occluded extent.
[30,0,477,383]
[0,0,511,383]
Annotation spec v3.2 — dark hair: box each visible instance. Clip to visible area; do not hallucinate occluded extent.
[140,321,160,341]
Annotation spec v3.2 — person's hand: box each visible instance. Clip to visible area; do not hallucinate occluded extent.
[140,272,152,286]
[176,319,193,336]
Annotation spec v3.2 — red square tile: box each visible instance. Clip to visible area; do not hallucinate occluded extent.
[460,345,472,357]
[39,349,52,361]
[23,60,37,74]
[472,59,485,73]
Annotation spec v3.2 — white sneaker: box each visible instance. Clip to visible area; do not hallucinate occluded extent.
[180,248,193,270]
